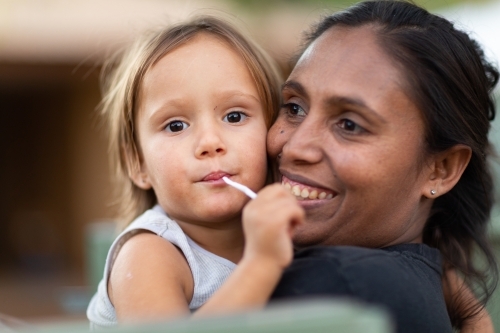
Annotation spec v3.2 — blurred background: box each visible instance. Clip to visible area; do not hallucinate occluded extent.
[0,0,499,328]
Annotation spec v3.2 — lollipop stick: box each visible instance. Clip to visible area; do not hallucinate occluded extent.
[222,177,257,199]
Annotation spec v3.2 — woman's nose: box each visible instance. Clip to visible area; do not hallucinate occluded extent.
[281,115,323,165]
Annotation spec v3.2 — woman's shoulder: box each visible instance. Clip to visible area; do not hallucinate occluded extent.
[272,244,452,333]
[293,243,442,274]
[283,244,443,295]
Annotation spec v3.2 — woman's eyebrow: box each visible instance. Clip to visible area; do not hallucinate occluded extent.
[281,80,309,99]
[325,96,386,123]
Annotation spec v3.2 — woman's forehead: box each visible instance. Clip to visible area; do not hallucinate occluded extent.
[294,26,398,79]
[290,27,407,107]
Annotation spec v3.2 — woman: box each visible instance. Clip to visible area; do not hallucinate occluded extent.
[264,1,498,332]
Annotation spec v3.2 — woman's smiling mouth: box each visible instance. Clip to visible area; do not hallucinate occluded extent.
[281,176,336,201]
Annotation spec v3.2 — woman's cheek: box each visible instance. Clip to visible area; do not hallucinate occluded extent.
[267,118,294,159]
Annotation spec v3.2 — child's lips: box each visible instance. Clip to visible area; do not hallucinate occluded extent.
[201,171,232,182]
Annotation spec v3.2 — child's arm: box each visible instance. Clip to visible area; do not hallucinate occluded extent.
[443,269,494,333]
[194,183,304,316]
[109,231,194,323]
[109,184,302,323]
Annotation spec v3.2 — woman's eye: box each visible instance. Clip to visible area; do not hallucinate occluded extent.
[282,103,306,117]
[224,111,247,123]
[337,119,364,133]
[165,120,188,133]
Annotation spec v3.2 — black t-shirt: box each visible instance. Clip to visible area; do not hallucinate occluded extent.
[271,244,452,333]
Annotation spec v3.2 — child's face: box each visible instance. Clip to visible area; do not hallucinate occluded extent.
[133,33,268,224]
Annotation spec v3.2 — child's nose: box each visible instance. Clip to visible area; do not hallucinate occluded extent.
[195,129,227,158]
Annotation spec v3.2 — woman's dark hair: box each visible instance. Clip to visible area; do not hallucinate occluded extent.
[303,0,498,328]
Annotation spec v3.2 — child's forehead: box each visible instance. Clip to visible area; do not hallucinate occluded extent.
[143,33,255,88]
[151,32,239,68]
[137,33,262,114]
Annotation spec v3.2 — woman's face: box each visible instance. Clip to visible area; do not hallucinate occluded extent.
[268,26,434,248]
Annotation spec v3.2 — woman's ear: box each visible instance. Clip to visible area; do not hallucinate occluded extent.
[123,145,152,190]
[423,144,472,198]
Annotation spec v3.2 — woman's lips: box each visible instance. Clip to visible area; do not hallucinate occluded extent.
[282,176,336,201]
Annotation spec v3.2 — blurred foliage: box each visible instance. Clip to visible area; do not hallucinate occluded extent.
[228,0,491,12]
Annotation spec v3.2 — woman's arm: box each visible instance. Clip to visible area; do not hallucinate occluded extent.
[442,269,494,333]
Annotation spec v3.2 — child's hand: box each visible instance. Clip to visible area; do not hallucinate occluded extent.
[194,184,304,316]
[241,183,304,269]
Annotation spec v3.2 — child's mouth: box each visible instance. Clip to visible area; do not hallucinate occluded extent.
[202,171,232,182]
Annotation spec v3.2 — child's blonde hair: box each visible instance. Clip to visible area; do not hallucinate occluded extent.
[100,15,283,227]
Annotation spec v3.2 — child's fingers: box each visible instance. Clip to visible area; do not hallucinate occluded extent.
[287,205,304,236]
[259,183,295,199]
[243,184,304,245]
[244,192,302,230]
[264,184,305,226]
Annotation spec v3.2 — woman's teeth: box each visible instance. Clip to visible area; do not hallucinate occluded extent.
[283,182,334,201]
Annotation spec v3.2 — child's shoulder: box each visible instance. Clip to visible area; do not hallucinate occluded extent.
[105,205,190,280]
[108,206,194,311]
[108,226,194,317]
[112,205,193,261]
[113,230,190,272]
[124,204,179,234]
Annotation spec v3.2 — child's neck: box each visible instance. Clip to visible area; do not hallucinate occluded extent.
[175,217,244,264]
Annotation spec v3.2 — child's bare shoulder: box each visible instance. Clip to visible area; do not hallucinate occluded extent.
[116,231,190,267]
[108,231,194,320]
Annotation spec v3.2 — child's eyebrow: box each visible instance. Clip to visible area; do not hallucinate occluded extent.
[145,90,262,122]
[215,90,261,104]
[146,98,187,117]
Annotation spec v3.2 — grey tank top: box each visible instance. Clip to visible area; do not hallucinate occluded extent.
[86,205,237,329]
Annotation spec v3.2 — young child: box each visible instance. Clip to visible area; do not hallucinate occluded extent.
[86,15,303,329]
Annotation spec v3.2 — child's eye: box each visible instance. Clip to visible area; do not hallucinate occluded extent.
[223,111,248,123]
[165,120,189,133]
[337,119,365,134]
